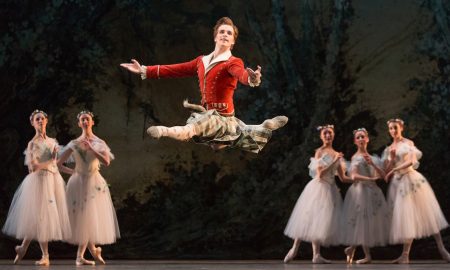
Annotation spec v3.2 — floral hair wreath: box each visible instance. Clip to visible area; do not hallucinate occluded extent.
[77,110,94,120]
[353,127,368,135]
[317,124,334,131]
[387,118,404,126]
[29,109,48,122]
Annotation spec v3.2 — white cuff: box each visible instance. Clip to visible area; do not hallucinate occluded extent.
[140,65,147,80]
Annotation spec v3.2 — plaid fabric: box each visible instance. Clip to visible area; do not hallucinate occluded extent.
[186,110,272,153]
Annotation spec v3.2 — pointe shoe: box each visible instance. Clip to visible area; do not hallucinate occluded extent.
[344,247,355,264]
[14,246,26,264]
[35,255,50,266]
[439,249,450,262]
[283,248,298,263]
[262,116,288,131]
[147,126,164,139]
[356,257,372,264]
[312,255,331,264]
[76,257,95,266]
[90,247,106,265]
[392,253,409,264]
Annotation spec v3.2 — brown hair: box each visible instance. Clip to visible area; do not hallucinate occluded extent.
[213,17,239,47]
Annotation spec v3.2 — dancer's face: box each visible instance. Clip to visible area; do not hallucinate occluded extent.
[31,112,47,133]
[214,24,235,50]
[78,114,94,130]
[354,131,369,148]
[388,122,403,139]
[320,128,334,144]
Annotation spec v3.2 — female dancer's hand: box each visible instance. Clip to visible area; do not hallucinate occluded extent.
[389,148,396,160]
[363,153,373,165]
[120,59,142,74]
[82,139,93,151]
[384,170,394,182]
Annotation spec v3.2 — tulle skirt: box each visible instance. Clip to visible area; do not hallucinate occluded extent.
[2,170,71,242]
[284,178,342,246]
[341,182,389,247]
[66,171,120,245]
[388,170,448,244]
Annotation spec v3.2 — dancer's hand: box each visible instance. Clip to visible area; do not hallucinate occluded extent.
[389,148,396,160]
[384,170,394,182]
[363,153,373,165]
[335,152,344,161]
[82,139,93,151]
[120,59,142,74]
[246,65,262,84]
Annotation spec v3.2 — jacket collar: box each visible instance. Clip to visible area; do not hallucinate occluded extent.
[202,50,232,74]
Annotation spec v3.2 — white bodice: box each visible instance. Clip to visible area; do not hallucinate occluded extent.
[309,153,340,184]
[24,137,59,173]
[68,138,114,175]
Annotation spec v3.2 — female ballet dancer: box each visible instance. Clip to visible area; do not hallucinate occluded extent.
[283,125,350,263]
[2,110,71,266]
[58,111,120,266]
[120,17,288,153]
[341,128,389,264]
[383,118,450,263]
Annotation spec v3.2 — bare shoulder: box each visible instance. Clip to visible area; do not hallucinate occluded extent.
[403,138,415,146]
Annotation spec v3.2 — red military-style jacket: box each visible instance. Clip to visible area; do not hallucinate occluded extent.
[145,50,253,116]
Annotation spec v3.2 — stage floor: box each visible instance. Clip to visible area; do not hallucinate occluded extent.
[0,260,449,270]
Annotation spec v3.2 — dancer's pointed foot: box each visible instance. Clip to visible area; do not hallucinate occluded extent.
[90,247,106,265]
[76,257,95,266]
[14,245,26,264]
[312,255,331,264]
[439,248,450,262]
[356,257,372,264]
[262,116,288,131]
[147,126,165,139]
[35,255,50,266]
[392,253,409,264]
[344,247,355,264]
[283,247,298,263]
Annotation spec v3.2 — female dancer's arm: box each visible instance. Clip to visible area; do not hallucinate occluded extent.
[363,154,386,180]
[57,148,74,174]
[83,139,110,166]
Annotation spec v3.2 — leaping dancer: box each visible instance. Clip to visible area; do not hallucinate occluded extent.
[121,17,288,153]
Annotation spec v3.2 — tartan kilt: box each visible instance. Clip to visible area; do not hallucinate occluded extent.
[186,110,272,153]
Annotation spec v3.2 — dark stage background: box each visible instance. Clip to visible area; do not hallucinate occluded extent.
[0,0,449,260]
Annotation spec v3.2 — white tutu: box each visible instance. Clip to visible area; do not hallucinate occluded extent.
[65,138,120,245]
[384,142,448,244]
[2,138,71,242]
[341,155,389,247]
[284,154,343,246]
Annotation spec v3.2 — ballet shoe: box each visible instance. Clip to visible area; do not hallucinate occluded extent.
[439,248,450,262]
[35,255,50,266]
[14,245,26,264]
[90,247,106,265]
[344,247,355,264]
[283,247,298,263]
[356,257,371,264]
[76,257,95,266]
[262,116,288,131]
[392,253,409,264]
[147,126,164,139]
[312,255,331,264]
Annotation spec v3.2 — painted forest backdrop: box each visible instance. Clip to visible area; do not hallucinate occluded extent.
[0,0,449,260]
